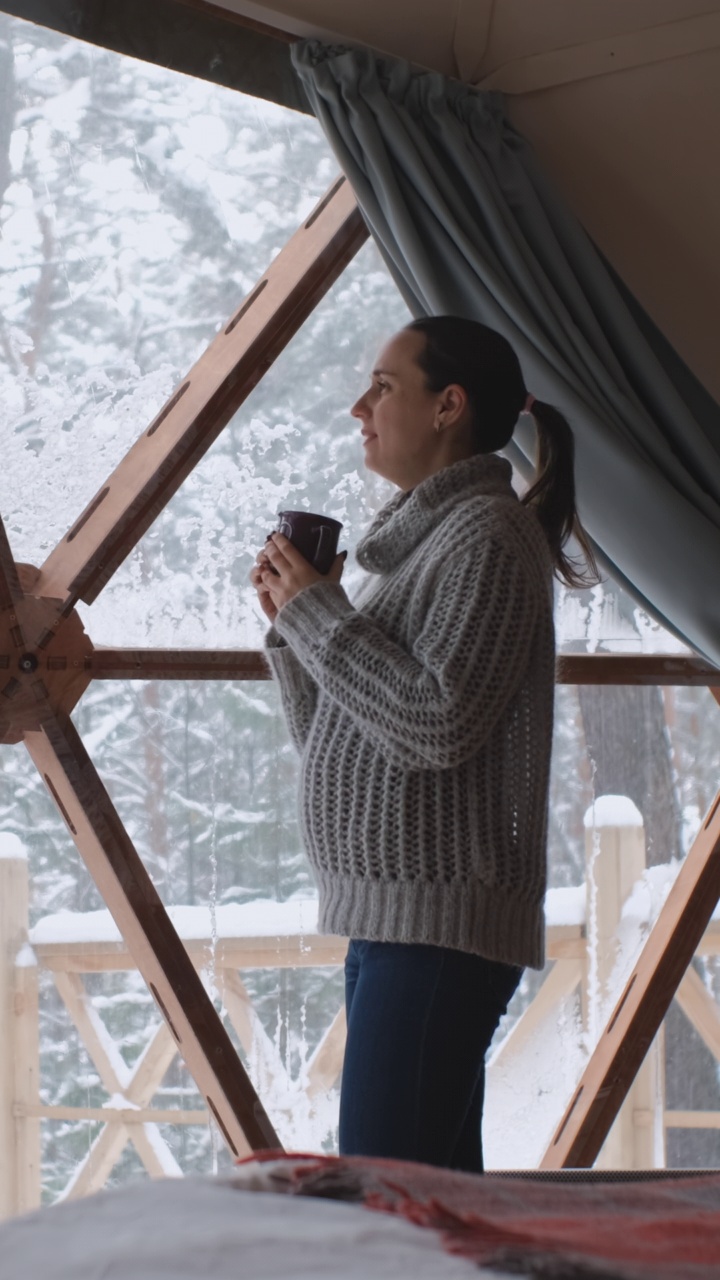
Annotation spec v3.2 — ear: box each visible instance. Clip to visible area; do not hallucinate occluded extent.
[434,384,469,430]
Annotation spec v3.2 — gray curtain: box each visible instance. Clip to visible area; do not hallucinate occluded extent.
[292,41,720,667]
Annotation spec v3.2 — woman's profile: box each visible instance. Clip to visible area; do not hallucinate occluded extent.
[250,315,596,1172]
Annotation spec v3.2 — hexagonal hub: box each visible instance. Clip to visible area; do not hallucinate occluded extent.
[0,564,94,744]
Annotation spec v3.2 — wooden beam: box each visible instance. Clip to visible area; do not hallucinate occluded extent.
[665,1110,720,1129]
[53,972,130,1094]
[218,969,283,1099]
[547,928,586,960]
[36,176,367,612]
[130,1124,183,1179]
[13,958,41,1214]
[126,1021,180,1105]
[91,648,269,681]
[305,1006,346,1097]
[0,566,94,746]
[674,965,720,1064]
[24,710,280,1160]
[540,786,720,1169]
[88,649,720,686]
[0,514,22,612]
[50,992,189,1196]
[28,1105,208,1125]
[33,933,349,973]
[63,1122,133,1201]
[216,969,262,1058]
[0,846,41,1217]
[174,0,297,43]
[694,917,720,955]
[555,653,720,686]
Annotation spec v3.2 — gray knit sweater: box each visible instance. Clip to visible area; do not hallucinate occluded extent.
[265,453,555,969]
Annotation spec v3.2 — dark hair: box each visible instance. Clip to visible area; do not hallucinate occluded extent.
[406,316,598,588]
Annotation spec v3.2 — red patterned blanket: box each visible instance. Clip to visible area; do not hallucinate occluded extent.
[235,1153,720,1279]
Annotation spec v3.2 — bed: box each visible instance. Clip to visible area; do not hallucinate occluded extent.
[2,1154,719,1280]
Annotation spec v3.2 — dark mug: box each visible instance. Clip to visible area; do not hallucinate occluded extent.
[274,510,343,575]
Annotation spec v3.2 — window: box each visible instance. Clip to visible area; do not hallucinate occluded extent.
[1,10,717,1212]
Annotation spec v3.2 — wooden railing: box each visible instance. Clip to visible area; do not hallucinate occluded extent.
[2,805,719,1213]
[2,652,720,1215]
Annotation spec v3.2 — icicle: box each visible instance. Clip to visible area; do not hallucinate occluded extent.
[208,722,221,1176]
[584,766,601,1049]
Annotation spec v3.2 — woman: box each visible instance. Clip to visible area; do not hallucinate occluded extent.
[250,316,595,1173]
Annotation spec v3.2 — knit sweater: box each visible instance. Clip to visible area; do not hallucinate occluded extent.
[265,453,555,969]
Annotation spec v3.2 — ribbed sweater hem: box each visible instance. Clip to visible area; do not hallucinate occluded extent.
[315,872,545,970]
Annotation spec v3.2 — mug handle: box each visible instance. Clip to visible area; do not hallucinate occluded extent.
[278,519,293,539]
[314,524,335,572]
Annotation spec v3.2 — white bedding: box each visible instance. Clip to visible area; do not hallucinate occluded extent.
[0,1176,510,1280]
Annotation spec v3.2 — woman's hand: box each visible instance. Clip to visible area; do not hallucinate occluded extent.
[249,551,279,624]
[250,532,345,622]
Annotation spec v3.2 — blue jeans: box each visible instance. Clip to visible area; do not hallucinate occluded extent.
[339,939,521,1173]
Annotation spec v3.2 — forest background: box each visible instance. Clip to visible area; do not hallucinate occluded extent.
[0,9,718,1202]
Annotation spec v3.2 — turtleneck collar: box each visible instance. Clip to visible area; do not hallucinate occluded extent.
[356,453,515,574]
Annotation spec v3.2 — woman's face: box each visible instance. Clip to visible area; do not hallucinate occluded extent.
[351,329,455,490]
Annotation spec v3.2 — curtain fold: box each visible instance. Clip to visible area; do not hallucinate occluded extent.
[292,41,720,665]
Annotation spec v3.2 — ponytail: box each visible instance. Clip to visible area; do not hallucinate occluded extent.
[521,400,599,589]
[405,316,598,587]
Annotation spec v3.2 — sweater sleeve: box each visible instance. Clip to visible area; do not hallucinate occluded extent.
[264,626,319,754]
[273,532,546,770]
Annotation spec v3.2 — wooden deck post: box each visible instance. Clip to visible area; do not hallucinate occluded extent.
[583,797,665,1168]
[0,835,41,1218]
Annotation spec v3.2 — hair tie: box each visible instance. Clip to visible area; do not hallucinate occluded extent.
[522,393,536,415]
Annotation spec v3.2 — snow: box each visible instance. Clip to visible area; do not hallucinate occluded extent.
[485,988,586,1169]
[27,890,610,947]
[0,832,27,859]
[543,884,585,927]
[79,1004,132,1093]
[15,942,37,968]
[103,1093,140,1112]
[606,862,681,1003]
[0,1178,490,1279]
[29,874,720,950]
[619,863,679,927]
[29,898,322,946]
[140,1124,184,1178]
[583,795,644,828]
[554,581,690,655]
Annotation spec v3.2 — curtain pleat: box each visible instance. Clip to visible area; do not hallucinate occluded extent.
[293,41,720,665]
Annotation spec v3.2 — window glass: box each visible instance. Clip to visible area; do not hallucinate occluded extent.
[1,12,717,1215]
[555,576,690,656]
[0,10,340,564]
[81,247,402,649]
[0,11,403,1206]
